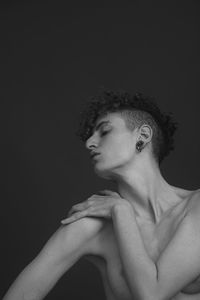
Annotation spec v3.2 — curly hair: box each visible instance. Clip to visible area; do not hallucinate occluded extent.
[76,90,178,165]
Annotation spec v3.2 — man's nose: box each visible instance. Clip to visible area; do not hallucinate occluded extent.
[85,134,98,150]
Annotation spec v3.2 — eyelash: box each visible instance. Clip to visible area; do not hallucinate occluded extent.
[100,130,109,137]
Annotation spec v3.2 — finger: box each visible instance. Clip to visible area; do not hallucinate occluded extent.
[98,189,117,195]
[67,206,78,217]
[67,202,87,217]
[61,210,88,224]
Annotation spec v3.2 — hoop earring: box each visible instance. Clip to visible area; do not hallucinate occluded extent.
[136,140,144,152]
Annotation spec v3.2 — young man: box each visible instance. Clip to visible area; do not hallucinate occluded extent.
[3,91,200,300]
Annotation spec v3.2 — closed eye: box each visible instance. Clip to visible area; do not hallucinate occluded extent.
[100,130,109,137]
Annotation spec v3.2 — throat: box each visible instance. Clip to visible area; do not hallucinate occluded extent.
[147,198,161,224]
[133,200,164,226]
[135,192,184,226]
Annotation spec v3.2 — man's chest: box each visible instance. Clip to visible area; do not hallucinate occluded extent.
[84,219,172,300]
[84,201,200,300]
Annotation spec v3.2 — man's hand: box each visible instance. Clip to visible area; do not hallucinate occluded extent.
[61,190,130,225]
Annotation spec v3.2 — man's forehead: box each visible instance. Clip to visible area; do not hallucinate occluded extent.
[93,113,124,132]
[94,112,125,129]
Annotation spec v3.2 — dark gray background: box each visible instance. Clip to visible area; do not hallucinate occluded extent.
[1,0,200,299]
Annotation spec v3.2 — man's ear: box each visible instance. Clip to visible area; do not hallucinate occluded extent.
[139,124,153,143]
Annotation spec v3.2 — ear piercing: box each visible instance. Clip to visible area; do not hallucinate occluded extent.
[136,140,144,152]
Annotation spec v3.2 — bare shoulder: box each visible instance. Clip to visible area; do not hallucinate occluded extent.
[77,216,107,234]
[173,186,200,210]
[43,217,107,262]
[170,187,200,228]
[58,217,106,243]
[186,188,200,216]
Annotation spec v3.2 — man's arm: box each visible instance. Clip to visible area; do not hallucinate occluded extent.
[3,217,104,300]
[111,196,200,300]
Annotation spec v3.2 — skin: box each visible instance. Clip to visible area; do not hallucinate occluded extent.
[61,112,200,300]
[62,111,187,225]
[3,111,200,300]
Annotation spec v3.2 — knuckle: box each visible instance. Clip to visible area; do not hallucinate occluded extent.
[87,198,93,205]
[100,189,108,194]
[87,206,94,212]
[72,204,78,209]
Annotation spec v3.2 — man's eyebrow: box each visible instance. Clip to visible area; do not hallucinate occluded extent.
[94,120,111,132]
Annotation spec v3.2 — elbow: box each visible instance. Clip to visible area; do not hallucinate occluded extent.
[130,284,162,300]
[140,289,166,300]
[137,293,162,300]
[131,295,160,300]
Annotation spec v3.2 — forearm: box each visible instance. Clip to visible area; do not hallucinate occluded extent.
[3,256,66,300]
[3,265,48,300]
[3,218,101,300]
[111,204,158,300]
[3,223,86,300]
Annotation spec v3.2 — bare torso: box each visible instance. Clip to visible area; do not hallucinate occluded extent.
[83,187,200,300]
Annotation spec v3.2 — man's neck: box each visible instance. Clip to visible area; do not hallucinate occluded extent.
[113,158,181,224]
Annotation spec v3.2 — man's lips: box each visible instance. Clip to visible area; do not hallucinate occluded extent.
[90,153,100,159]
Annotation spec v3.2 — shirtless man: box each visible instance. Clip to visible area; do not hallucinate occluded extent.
[3,90,200,300]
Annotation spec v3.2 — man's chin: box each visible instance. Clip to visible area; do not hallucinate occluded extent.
[94,166,114,180]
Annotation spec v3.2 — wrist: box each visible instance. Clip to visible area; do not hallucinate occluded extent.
[111,201,132,217]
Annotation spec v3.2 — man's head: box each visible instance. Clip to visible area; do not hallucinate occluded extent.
[76,90,178,166]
